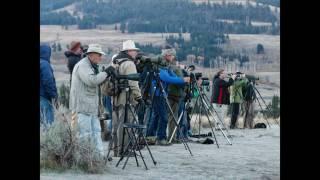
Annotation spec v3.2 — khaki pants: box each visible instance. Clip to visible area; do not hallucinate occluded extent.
[168,98,180,142]
[112,105,135,157]
[243,101,255,129]
[212,104,228,126]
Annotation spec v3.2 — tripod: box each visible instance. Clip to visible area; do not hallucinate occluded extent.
[251,82,280,127]
[189,81,233,147]
[143,68,193,156]
[106,79,157,170]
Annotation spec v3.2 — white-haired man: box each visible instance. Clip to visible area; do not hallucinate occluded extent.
[69,44,114,158]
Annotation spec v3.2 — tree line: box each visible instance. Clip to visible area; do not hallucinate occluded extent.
[40,0,279,34]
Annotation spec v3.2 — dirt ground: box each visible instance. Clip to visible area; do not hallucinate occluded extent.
[41,126,280,180]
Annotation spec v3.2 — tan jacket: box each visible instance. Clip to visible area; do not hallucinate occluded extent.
[112,58,141,107]
[69,57,108,115]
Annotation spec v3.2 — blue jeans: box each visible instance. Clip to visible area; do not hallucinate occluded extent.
[40,96,54,127]
[177,99,188,139]
[147,96,168,140]
[77,113,104,156]
[103,96,112,131]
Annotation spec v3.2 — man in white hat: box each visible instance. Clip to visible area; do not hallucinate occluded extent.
[109,40,143,157]
[69,44,114,159]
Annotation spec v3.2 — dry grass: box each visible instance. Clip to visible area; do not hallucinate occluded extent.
[40,106,106,174]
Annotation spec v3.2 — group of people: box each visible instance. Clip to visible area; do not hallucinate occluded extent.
[40,39,256,160]
[211,70,256,129]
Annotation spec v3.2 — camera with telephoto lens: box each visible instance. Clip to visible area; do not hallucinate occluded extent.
[245,74,259,82]
[227,73,241,78]
[102,65,140,81]
[135,53,169,72]
[201,77,210,86]
[195,72,202,80]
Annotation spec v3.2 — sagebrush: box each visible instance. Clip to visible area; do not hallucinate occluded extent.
[40,105,106,173]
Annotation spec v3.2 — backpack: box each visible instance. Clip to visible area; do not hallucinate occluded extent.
[101,58,129,97]
[243,82,256,101]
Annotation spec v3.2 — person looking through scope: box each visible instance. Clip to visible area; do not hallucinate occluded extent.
[229,72,248,129]
[211,69,236,128]
[143,45,190,146]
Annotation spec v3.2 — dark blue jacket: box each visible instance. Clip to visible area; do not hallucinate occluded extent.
[40,44,57,101]
[152,68,185,97]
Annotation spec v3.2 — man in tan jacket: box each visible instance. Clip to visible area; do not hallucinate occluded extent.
[111,40,143,157]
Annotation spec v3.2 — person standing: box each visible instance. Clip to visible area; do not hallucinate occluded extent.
[64,41,83,85]
[69,44,113,158]
[229,72,248,129]
[110,40,144,157]
[211,69,235,128]
[40,44,58,127]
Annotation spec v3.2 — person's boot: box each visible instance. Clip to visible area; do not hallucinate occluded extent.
[156,139,171,146]
[145,136,157,145]
[113,149,119,157]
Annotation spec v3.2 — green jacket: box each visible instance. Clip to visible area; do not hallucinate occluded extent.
[229,78,248,104]
[167,63,184,101]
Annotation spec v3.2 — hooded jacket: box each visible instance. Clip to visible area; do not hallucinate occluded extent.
[40,44,57,101]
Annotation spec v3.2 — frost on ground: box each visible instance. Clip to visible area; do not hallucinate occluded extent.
[41,126,280,180]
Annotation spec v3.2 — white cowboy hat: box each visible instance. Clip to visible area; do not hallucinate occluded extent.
[85,44,106,55]
[121,40,140,51]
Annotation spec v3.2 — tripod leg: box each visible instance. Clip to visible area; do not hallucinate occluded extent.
[203,98,232,145]
[128,103,157,166]
[141,134,157,165]
[255,97,272,128]
[253,86,279,126]
[198,104,202,138]
[204,96,230,132]
[203,98,233,141]
[105,134,114,165]
[131,128,149,170]
[131,129,140,167]
[122,128,135,169]
[191,96,200,134]
[168,109,184,143]
[116,127,135,167]
[202,103,220,148]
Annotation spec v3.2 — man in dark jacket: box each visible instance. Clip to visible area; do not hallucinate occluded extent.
[40,44,58,127]
[64,41,83,85]
[211,69,235,128]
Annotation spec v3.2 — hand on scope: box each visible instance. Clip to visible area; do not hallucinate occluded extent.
[136,53,143,60]
[183,77,190,83]
[104,66,116,77]
[136,97,145,107]
[231,74,237,80]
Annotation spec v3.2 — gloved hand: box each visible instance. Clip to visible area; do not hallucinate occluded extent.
[104,66,116,77]
[135,52,144,60]
[135,97,145,108]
